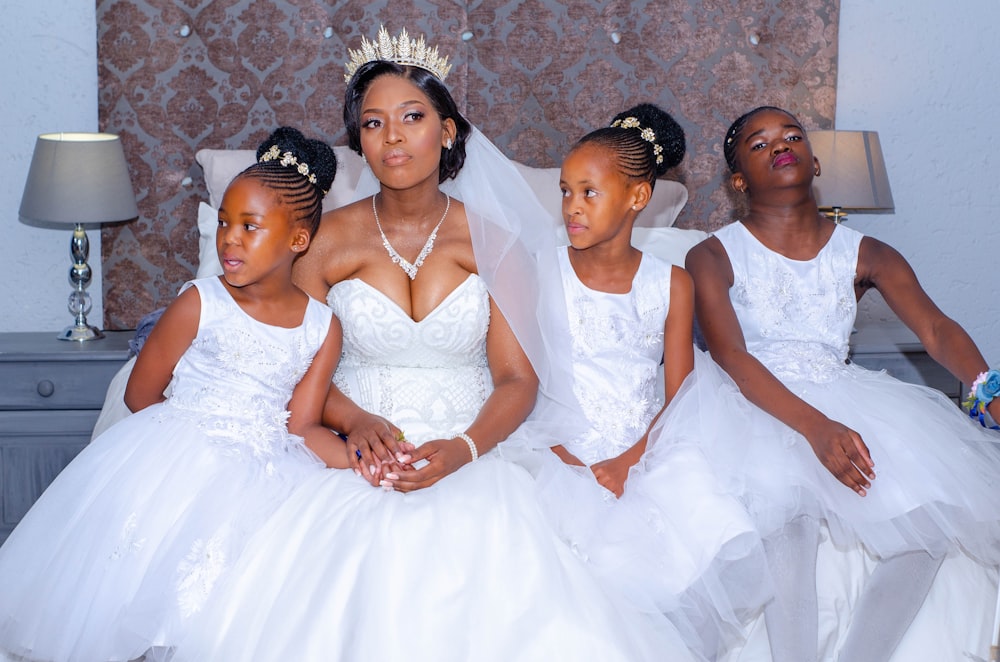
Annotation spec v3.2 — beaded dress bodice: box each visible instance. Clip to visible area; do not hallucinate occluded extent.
[714,222,862,384]
[326,274,492,444]
[162,277,333,460]
[560,250,671,464]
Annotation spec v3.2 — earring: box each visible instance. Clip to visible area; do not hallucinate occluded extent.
[361,154,367,165]
[445,138,453,150]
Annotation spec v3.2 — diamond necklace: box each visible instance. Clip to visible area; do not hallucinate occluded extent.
[372,193,450,280]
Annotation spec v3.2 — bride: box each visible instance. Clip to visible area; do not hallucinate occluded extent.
[171,27,697,662]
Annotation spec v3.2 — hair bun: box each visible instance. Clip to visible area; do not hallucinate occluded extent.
[256,126,338,193]
[612,103,685,176]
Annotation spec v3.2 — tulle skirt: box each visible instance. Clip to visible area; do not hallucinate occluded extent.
[172,453,699,662]
[510,351,773,659]
[672,353,1000,563]
[0,407,322,662]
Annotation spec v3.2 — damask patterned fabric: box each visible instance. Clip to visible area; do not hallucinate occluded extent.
[97,0,838,329]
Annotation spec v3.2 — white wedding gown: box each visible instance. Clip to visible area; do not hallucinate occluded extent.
[172,274,697,662]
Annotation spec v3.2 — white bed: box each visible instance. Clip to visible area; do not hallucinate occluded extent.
[93,147,999,662]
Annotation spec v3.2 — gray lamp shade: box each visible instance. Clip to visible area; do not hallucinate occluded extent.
[810,130,894,213]
[19,132,138,225]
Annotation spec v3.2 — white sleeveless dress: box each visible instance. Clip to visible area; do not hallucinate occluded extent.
[523,250,769,658]
[0,276,331,662]
[703,222,1000,561]
[171,274,698,662]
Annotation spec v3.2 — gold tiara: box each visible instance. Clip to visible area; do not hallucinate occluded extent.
[610,116,664,165]
[343,25,452,82]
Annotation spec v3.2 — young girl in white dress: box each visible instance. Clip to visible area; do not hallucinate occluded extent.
[169,28,698,662]
[685,106,1000,662]
[519,103,770,659]
[0,127,347,662]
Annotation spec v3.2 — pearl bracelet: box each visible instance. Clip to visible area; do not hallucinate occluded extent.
[455,432,478,462]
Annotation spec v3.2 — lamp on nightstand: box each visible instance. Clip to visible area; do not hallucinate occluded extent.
[19,132,138,341]
[810,130,894,223]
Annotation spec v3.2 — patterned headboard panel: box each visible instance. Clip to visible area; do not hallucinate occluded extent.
[97,0,838,328]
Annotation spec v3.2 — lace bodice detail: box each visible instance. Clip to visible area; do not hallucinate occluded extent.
[326,274,492,444]
[162,277,332,460]
[560,250,670,464]
[714,222,861,384]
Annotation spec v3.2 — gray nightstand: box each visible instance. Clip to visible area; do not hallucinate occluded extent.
[848,323,962,402]
[0,331,132,543]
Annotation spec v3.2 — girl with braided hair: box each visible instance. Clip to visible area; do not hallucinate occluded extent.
[0,127,347,662]
[514,103,771,660]
[686,105,1000,661]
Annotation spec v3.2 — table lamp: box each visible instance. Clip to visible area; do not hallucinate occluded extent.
[810,130,894,223]
[19,132,138,341]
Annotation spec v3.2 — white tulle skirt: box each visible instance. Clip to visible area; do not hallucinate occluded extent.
[0,407,322,662]
[671,353,1000,564]
[172,453,699,662]
[508,351,773,659]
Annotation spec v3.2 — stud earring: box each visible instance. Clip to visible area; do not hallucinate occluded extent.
[445,138,453,150]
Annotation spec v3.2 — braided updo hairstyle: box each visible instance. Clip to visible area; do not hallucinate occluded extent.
[574,103,685,189]
[723,105,798,173]
[237,127,337,237]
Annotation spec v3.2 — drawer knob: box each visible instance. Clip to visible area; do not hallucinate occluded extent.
[36,380,55,397]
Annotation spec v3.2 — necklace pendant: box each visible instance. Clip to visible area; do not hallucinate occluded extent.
[391,253,419,280]
[373,194,450,281]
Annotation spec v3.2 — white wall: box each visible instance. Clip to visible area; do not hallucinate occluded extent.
[837,0,1000,364]
[0,2,100,334]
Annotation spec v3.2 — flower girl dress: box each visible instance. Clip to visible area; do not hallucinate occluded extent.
[0,276,330,662]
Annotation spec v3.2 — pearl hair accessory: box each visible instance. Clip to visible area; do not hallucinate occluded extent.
[610,116,664,165]
[258,144,323,190]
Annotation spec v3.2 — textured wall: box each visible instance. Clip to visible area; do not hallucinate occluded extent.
[97,0,839,329]
[1,2,100,334]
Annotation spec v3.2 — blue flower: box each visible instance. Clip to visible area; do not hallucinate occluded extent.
[975,369,1000,402]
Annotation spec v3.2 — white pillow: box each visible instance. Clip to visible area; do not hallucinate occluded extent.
[197,147,687,228]
[196,201,223,278]
[195,147,691,274]
[515,161,687,230]
[631,226,708,267]
[196,146,365,211]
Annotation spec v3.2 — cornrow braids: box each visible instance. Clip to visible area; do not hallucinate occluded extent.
[723,105,797,173]
[238,127,337,237]
[576,103,685,189]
